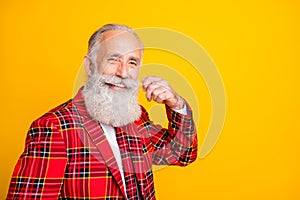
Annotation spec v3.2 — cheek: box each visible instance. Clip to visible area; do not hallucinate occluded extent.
[128,67,140,80]
[97,63,116,75]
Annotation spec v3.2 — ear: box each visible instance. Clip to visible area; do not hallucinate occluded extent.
[84,56,93,76]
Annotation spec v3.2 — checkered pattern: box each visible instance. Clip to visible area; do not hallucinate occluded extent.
[7,88,197,199]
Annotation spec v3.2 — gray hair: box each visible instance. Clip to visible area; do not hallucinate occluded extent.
[87,24,143,62]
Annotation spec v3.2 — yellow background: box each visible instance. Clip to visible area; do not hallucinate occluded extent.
[1,0,299,199]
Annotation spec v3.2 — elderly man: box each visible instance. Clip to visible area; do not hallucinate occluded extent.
[7,24,198,200]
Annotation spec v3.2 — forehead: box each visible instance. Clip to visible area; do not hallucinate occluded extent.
[98,30,143,55]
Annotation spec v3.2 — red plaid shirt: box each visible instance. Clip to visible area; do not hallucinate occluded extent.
[7,89,197,199]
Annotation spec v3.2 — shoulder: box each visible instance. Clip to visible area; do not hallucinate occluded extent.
[30,99,76,129]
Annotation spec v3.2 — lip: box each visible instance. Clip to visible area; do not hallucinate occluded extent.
[106,83,127,91]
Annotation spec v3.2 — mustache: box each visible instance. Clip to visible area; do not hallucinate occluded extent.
[97,75,140,89]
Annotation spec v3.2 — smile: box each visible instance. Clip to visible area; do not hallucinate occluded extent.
[106,83,127,90]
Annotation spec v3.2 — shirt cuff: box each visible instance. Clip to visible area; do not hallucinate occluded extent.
[172,103,188,115]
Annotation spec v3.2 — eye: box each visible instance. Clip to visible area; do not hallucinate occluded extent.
[128,60,138,66]
[108,57,119,63]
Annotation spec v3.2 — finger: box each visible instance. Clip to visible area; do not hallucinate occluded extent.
[144,82,161,101]
[143,80,170,93]
[152,86,168,101]
[154,91,168,103]
[142,76,163,88]
[145,83,169,102]
[142,76,162,84]
[159,90,177,105]
[163,91,174,102]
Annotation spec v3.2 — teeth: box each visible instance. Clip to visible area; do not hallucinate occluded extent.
[113,83,125,88]
[107,82,125,88]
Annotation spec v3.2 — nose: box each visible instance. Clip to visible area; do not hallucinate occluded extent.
[115,62,129,78]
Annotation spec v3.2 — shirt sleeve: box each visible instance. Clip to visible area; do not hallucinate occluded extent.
[6,116,67,199]
[143,100,198,166]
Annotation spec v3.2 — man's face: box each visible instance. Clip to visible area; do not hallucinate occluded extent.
[94,30,143,90]
[82,30,143,126]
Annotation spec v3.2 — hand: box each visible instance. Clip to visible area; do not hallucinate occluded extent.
[142,76,184,110]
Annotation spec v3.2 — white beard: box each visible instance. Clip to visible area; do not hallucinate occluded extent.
[82,73,141,127]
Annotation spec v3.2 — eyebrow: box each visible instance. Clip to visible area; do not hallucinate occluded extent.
[107,53,140,63]
[107,53,121,58]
